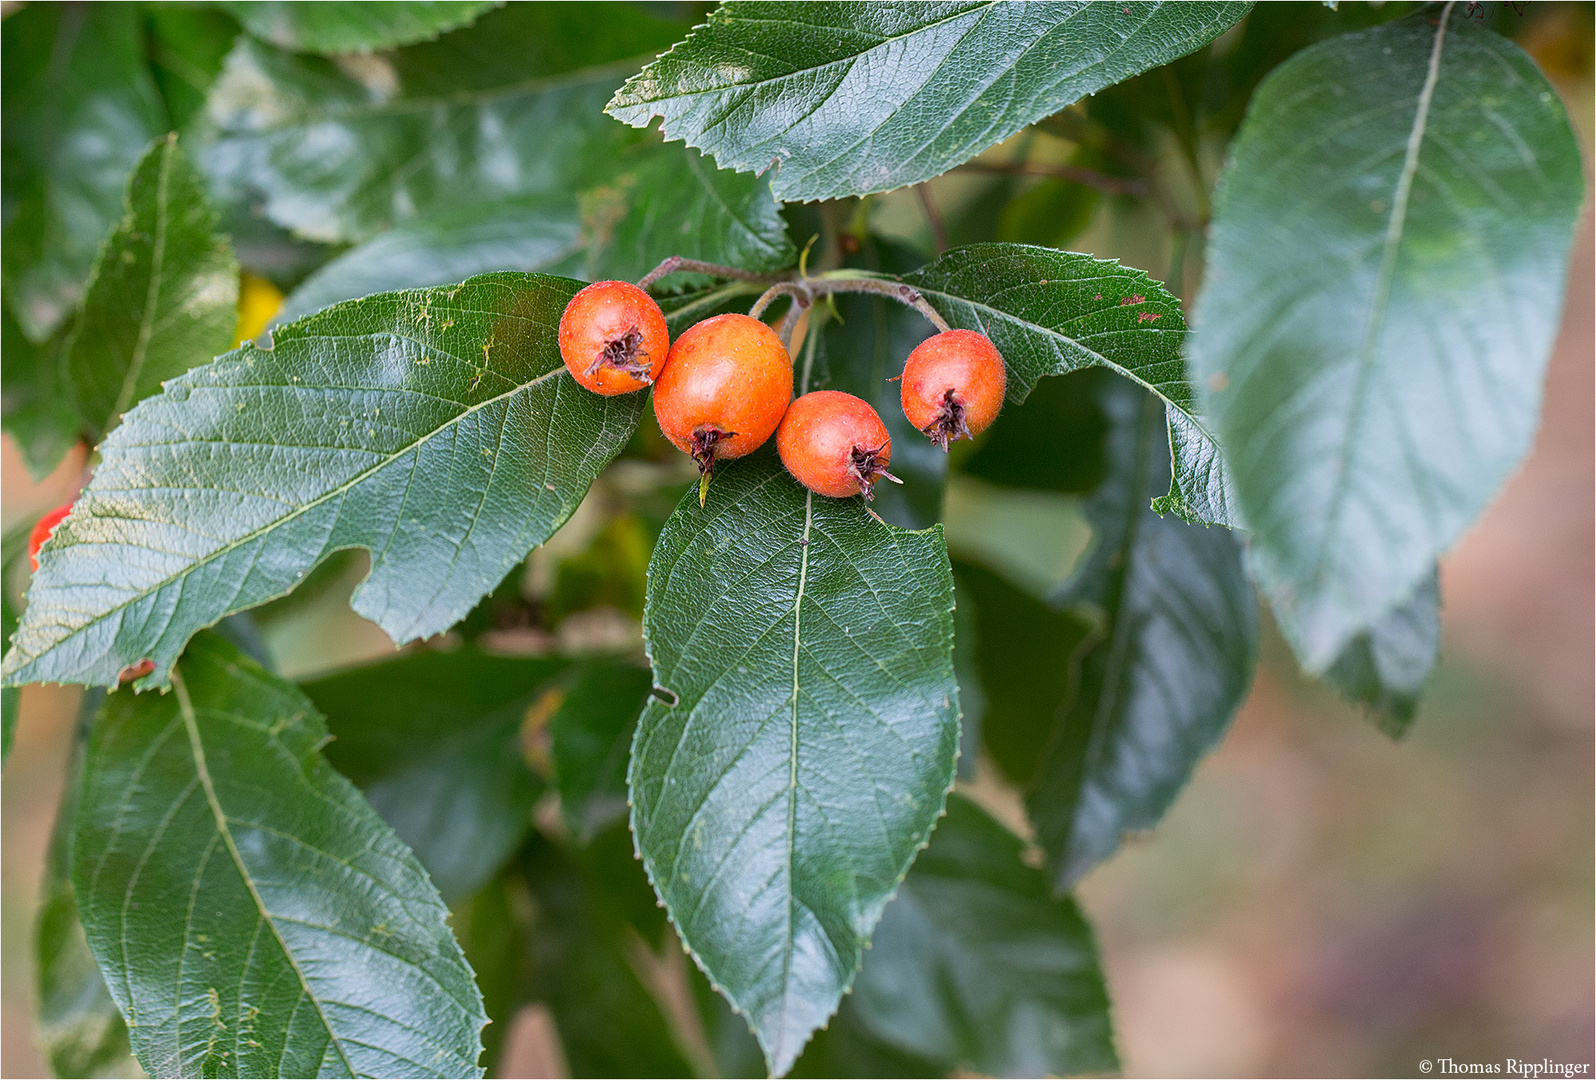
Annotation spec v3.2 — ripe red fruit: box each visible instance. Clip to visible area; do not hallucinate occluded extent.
[652,313,793,497]
[777,391,899,500]
[558,280,670,395]
[900,329,1007,451]
[27,502,72,573]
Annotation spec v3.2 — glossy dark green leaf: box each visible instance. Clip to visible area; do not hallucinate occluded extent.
[631,450,960,1076]
[1028,377,1257,890]
[550,659,652,841]
[2,2,167,341]
[65,134,239,444]
[4,272,643,691]
[35,690,135,1079]
[275,142,793,323]
[578,140,796,287]
[839,794,1116,1076]
[200,3,686,244]
[954,559,1088,790]
[607,1,1250,202]
[904,243,1238,526]
[1323,567,1440,739]
[962,367,1109,494]
[72,631,487,1078]
[221,1,501,54]
[1189,13,1585,671]
[519,828,697,1078]
[301,648,569,900]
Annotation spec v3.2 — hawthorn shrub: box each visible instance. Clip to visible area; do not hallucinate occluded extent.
[1,2,1583,1078]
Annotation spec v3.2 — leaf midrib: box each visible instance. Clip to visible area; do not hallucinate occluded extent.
[110,135,174,424]
[775,488,814,1059]
[173,669,357,1076]
[1312,4,1454,596]
[6,350,566,683]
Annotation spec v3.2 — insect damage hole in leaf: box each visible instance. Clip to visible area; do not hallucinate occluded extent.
[3,273,644,691]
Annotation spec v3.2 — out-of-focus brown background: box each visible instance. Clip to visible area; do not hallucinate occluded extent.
[4,20,1592,1080]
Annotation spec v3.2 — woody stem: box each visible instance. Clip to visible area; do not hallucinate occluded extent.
[747,276,952,335]
[637,256,791,292]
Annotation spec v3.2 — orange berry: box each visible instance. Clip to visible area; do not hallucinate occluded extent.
[558,280,670,395]
[900,329,1006,451]
[777,391,898,500]
[27,502,72,573]
[652,313,793,483]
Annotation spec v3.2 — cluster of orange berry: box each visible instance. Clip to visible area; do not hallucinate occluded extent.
[558,280,1007,504]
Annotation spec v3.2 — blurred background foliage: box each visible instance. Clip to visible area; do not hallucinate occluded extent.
[2,1,1591,1076]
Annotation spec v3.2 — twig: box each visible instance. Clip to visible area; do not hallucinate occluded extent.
[637,256,787,292]
[775,293,810,351]
[806,277,952,334]
[749,281,811,321]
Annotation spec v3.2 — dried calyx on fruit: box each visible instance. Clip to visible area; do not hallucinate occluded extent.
[651,313,794,504]
[558,280,670,395]
[900,329,1007,451]
[777,391,900,500]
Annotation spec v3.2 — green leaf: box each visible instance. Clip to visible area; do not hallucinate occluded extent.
[631,450,961,1076]
[2,2,167,341]
[836,794,1117,1076]
[301,648,569,900]
[607,1,1251,202]
[519,828,699,1078]
[200,3,686,244]
[36,691,136,1078]
[145,5,242,134]
[578,140,796,287]
[72,631,487,1078]
[65,133,239,444]
[1188,13,1585,670]
[1027,377,1257,890]
[953,559,1088,790]
[550,659,652,842]
[275,141,793,324]
[3,272,643,691]
[1323,567,1440,739]
[221,1,501,54]
[1,306,81,480]
[962,367,1109,495]
[277,195,584,324]
[904,243,1239,526]
[452,872,529,1077]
